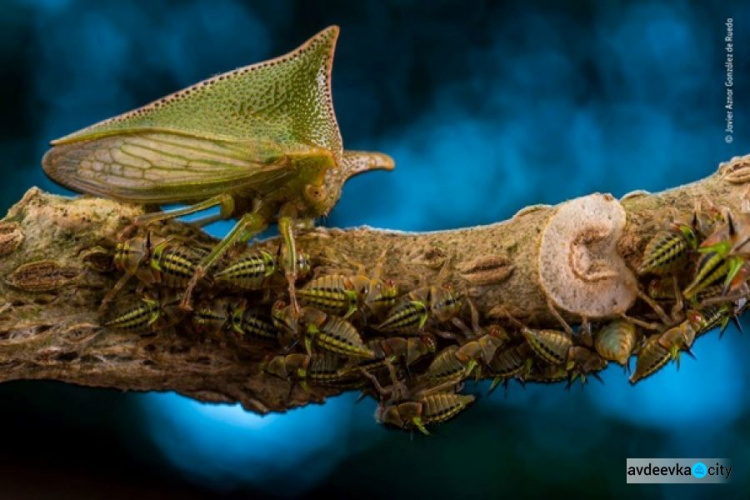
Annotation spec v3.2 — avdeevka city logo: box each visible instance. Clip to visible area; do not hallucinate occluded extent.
[691,462,707,479]
[626,458,731,483]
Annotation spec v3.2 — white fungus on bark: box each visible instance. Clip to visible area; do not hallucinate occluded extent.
[538,193,638,319]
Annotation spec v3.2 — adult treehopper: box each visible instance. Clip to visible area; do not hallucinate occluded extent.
[42,26,394,310]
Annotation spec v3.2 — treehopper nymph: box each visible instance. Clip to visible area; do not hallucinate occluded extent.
[42,26,394,310]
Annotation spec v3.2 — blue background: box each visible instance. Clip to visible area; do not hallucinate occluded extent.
[0,0,748,498]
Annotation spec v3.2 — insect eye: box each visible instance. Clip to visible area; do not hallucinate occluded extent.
[304,184,327,203]
[688,310,705,327]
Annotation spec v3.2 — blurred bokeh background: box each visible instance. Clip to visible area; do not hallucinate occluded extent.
[0,0,749,498]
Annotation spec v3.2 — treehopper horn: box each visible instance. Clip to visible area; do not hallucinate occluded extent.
[42,25,395,310]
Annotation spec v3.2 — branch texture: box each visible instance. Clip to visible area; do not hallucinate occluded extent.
[0,155,748,415]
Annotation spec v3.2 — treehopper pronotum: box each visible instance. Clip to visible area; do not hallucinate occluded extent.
[42,25,394,310]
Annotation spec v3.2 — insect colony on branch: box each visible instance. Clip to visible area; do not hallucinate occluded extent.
[40,24,747,434]
[93,203,749,434]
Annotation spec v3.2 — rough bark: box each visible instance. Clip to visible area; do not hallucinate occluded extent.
[0,154,748,414]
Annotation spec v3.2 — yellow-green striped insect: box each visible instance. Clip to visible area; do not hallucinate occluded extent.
[347,335,437,376]
[638,208,725,277]
[376,392,475,435]
[487,343,534,392]
[104,294,161,332]
[506,308,606,384]
[102,233,209,309]
[566,346,607,384]
[104,291,186,333]
[638,225,697,276]
[683,251,728,299]
[658,310,705,362]
[192,297,234,336]
[378,335,437,366]
[521,327,573,366]
[214,250,277,291]
[264,352,359,392]
[192,297,278,341]
[455,330,506,369]
[103,233,158,309]
[377,284,462,334]
[301,308,374,359]
[297,254,398,320]
[231,303,279,341]
[42,26,394,311]
[214,249,311,291]
[112,235,152,281]
[264,353,310,384]
[629,310,706,384]
[698,212,750,294]
[297,274,360,318]
[696,304,733,338]
[150,239,209,288]
[422,345,475,384]
[594,319,639,366]
[629,335,670,384]
[272,301,374,359]
[423,329,507,384]
[377,294,429,334]
[521,327,606,383]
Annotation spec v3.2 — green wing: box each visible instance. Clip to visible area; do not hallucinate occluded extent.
[43,26,343,202]
[42,132,306,203]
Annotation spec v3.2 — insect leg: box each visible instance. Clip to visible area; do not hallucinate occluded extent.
[188,213,227,228]
[619,313,662,332]
[579,317,594,347]
[135,193,236,225]
[636,289,673,325]
[668,276,684,321]
[546,298,574,335]
[360,368,391,398]
[384,361,409,401]
[278,216,300,314]
[179,212,268,310]
[200,211,268,268]
[99,273,133,312]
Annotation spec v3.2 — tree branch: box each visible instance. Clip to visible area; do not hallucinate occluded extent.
[0,154,748,415]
